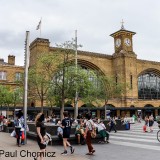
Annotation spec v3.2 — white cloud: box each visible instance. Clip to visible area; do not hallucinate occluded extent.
[1,0,160,65]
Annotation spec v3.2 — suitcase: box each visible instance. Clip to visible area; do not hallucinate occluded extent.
[125,123,130,130]
[143,125,147,132]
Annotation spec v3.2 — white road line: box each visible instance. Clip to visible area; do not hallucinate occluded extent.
[110,135,159,143]
[130,128,159,131]
[116,130,158,135]
[110,133,157,139]
[111,140,160,151]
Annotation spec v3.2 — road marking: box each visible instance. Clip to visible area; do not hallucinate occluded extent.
[107,123,160,151]
[111,140,160,151]
[110,132,157,139]
[110,135,158,143]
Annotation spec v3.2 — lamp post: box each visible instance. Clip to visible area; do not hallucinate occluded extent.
[74,30,78,119]
[73,30,82,119]
[24,31,30,144]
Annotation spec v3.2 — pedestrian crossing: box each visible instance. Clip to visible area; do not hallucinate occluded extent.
[109,122,160,151]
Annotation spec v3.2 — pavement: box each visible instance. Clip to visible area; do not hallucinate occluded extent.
[1,122,160,160]
[0,132,89,160]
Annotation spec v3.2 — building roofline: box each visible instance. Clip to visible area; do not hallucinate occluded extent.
[49,47,113,59]
[110,28,136,37]
[137,59,160,65]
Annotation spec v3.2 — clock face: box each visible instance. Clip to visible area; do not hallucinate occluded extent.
[124,38,131,46]
[115,39,121,48]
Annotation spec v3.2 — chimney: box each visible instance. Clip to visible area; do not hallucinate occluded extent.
[0,58,4,64]
[8,55,15,65]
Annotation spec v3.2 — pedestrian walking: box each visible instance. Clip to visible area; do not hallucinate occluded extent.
[0,114,4,131]
[14,110,24,147]
[143,115,149,132]
[57,121,63,140]
[137,114,141,123]
[84,112,95,155]
[61,111,75,155]
[34,113,46,160]
[108,117,117,133]
[149,115,154,132]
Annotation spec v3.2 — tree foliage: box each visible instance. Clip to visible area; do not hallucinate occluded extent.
[0,85,23,117]
[28,52,60,112]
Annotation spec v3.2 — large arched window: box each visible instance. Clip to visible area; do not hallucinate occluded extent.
[138,72,160,99]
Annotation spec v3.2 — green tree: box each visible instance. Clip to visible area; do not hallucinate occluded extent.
[11,87,23,108]
[28,52,60,112]
[0,85,6,107]
[95,75,127,119]
[0,85,14,118]
[50,65,97,119]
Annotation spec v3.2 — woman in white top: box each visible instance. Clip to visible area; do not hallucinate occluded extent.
[84,113,95,155]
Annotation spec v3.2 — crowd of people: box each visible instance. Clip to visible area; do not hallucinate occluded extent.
[0,111,158,160]
[0,114,13,131]
[34,111,113,159]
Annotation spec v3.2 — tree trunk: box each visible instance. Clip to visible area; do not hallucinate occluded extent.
[74,93,78,119]
[104,99,108,120]
[60,100,64,121]
[61,62,65,120]
[41,99,43,113]
[7,105,9,119]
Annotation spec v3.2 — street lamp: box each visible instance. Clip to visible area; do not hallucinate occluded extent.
[74,30,82,119]
[24,31,30,144]
[74,30,78,119]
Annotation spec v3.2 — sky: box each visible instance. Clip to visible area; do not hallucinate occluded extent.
[1,0,160,66]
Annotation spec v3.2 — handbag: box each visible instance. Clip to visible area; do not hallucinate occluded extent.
[91,128,96,138]
[21,131,25,140]
[80,128,84,135]
[43,132,52,145]
[88,120,96,138]
[10,130,16,137]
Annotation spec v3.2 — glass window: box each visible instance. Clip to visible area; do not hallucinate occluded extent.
[0,71,7,80]
[138,72,160,99]
[15,72,21,81]
[130,75,133,89]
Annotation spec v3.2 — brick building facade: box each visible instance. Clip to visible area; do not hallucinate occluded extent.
[0,55,24,88]
[1,26,160,118]
[29,26,160,118]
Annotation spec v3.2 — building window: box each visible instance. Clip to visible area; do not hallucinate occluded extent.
[138,72,160,99]
[15,72,21,81]
[130,75,133,89]
[116,76,118,85]
[0,71,7,80]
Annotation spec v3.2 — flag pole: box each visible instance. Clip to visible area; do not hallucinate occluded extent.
[40,18,42,37]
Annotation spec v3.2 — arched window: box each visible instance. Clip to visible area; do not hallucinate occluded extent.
[138,72,160,99]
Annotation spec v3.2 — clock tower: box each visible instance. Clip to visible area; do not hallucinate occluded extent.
[110,22,138,107]
[110,21,136,53]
